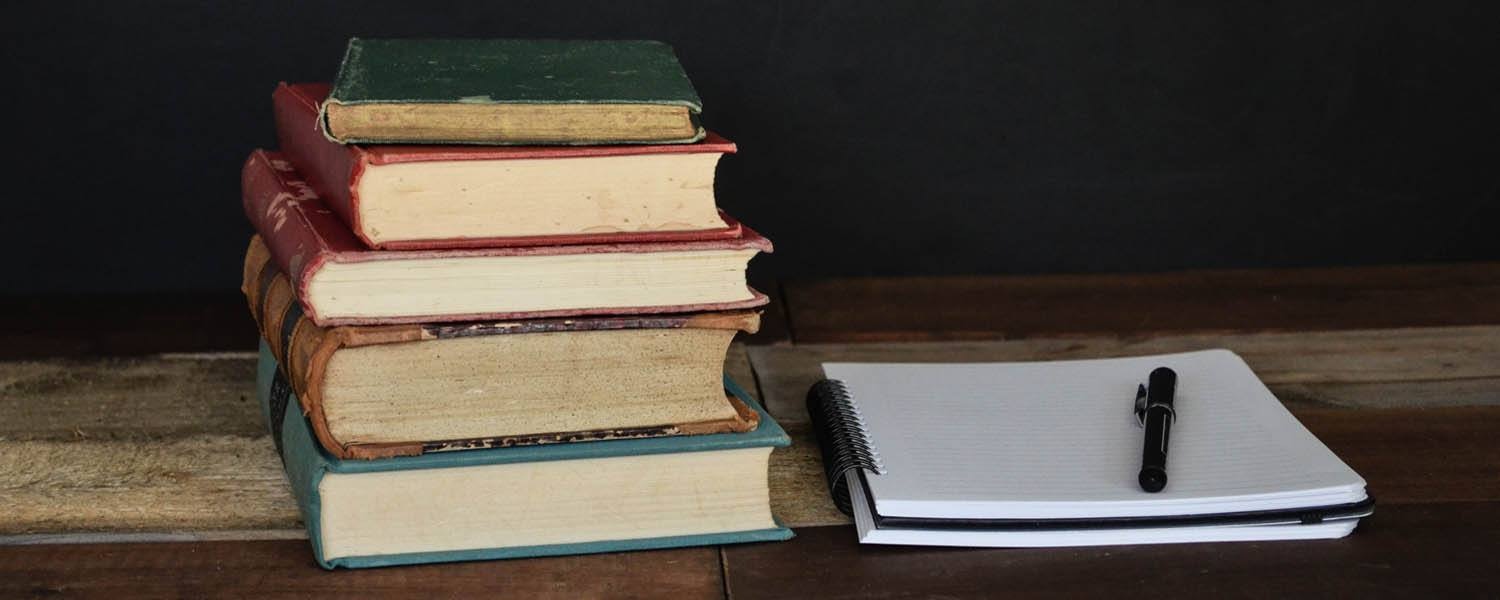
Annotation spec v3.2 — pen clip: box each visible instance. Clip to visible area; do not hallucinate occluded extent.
[1135,370,1178,426]
[1133,383,1148,426]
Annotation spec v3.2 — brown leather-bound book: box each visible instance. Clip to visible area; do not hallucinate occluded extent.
[244,236,759,460]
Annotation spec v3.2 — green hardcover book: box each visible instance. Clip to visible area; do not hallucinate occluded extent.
[257,341,792,569]
[321,38,706,145]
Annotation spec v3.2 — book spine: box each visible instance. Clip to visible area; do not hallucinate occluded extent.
[241,233,331,396]
[257,342,335,568]
[805,379,886,515]
[243,235,332,453]
[272,82,370,244]
[240,149,334,303]
[241,236,426,460]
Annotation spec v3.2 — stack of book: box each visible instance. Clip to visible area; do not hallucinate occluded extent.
[240,38,790,569]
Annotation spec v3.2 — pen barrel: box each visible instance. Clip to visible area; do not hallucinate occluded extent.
[1139,367,1176,493]
[1139,405,1172,492]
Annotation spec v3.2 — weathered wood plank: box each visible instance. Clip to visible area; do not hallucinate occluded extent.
[1272,379,1500,410]
[1296,407,1500,504]
[0,355,260,440]
[769,423,851,528]
[723,503,1500,600]
[747,326,1500,422]
[0,435,299,536]
[0,539,725,600]
[783,263,1500,342]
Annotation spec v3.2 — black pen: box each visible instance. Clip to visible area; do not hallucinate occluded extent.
[1134,367,1177,493]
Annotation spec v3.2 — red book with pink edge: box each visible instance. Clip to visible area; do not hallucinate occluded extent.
[273,82,743,250]
[242,149,772,327]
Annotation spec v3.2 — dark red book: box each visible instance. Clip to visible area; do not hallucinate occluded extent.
[273,82,741,250]
[242,149,771,327]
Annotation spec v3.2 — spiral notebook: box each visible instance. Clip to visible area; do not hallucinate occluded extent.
[807,349,1373,547]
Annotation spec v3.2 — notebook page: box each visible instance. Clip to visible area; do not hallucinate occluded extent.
[823,350,1366,520]
[847,475,1360,547]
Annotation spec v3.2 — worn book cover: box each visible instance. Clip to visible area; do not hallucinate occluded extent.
[276,82,740,250]
[258,343,792,569]
[322,38,705,144]
[241,150,771,326]
[244,237,761,459]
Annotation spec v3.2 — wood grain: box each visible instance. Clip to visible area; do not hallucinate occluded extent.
[0,435,298,536]
[0,354,260,440]
[783,263,1500,342]
[722,503,1500,600]
[747,326,1500,422]
[1294,407,1500,504]
[0,539,724,600]
[769,422,852,527]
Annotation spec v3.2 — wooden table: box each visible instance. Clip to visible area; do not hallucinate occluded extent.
[4,263,1499,598]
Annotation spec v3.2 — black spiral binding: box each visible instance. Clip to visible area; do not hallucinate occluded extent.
[806,379,885,515]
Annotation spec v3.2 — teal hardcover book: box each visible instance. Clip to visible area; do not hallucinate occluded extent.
[257,341,792,569]
[322,38,706,145]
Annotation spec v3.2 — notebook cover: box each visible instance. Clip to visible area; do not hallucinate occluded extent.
[243,244,762,459]
[275,82,739,250]
[323,38,705,144]
[258,341,793,569]
[241,150,772,327]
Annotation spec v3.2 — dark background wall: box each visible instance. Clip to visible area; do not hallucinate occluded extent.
[4,1,1497,293]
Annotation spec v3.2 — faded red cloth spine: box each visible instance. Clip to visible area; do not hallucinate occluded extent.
[272,83,367,245]
[241,150,354,300]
